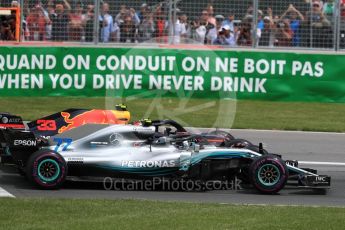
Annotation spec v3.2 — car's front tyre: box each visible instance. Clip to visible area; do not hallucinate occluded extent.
[250,155,288,194]
[26,150,67,189]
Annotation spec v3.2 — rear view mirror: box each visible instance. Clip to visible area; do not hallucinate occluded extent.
[183,141,189,149]
[157,137,167,145]
[194,144,200,153]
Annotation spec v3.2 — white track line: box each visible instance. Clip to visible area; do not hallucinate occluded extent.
[299,161,345,166]
[0,186,15,198]
[186,127,345,135]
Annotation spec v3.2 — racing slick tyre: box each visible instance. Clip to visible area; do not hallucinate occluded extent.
[250,155,288,194]
[26,150,67,189]
[207,130,235,140]
[224,139,253,148]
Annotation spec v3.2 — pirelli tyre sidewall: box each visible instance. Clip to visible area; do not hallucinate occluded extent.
[26,150,67,189]
[224,139,253,148]
[250,155,288,194]
[208,130,235,140]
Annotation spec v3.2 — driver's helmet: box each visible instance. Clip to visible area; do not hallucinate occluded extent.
[140,118,152,127]
[115,104,127,111]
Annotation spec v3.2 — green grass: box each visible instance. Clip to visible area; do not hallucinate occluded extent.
[0,198,344,230]
[1,97,345,132]
[234,100,345,132]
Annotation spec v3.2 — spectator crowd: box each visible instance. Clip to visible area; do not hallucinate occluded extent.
[1,0,345,48]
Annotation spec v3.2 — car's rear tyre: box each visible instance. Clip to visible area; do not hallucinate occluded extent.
[26,150,67,189]
[250,155,288,194]
[224,139,253,148]
[207,130,235,140]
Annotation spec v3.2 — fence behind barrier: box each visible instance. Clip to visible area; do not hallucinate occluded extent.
[1,0,345,50]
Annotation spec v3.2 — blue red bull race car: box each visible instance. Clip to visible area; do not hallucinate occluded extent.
[0,105,130,137]
[0,105,251,149]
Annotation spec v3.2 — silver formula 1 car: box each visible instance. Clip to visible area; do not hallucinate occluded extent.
[0,124,331,194]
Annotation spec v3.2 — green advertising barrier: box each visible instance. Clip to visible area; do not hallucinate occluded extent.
[0,46,344,102]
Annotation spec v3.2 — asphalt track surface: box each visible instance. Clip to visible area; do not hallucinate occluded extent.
[1,128,344,207]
